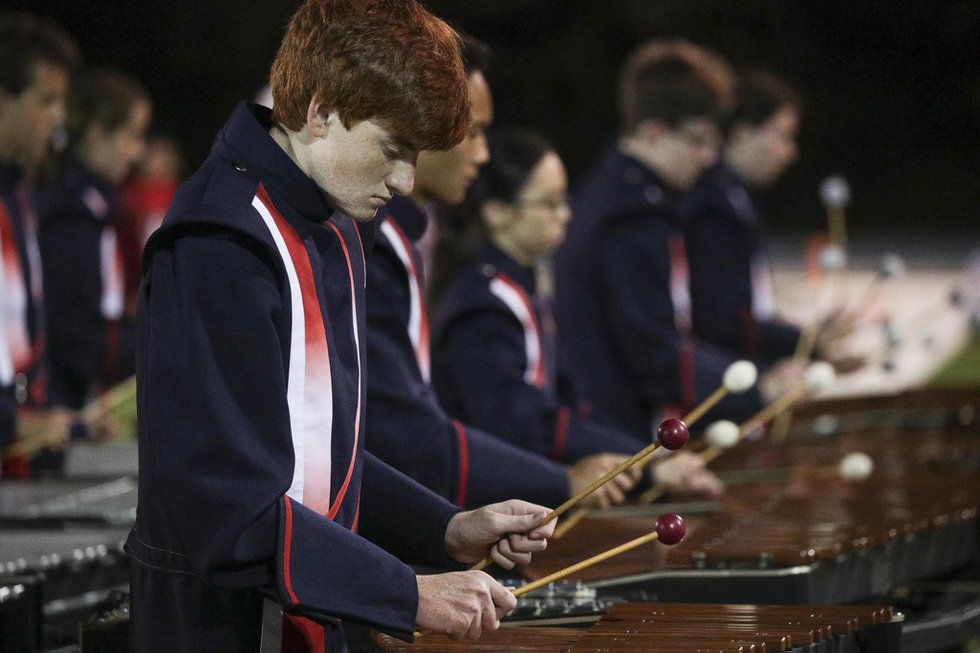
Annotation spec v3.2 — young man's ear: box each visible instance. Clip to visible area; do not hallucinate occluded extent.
[305,97,332,137]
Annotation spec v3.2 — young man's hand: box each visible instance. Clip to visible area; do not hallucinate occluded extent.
[444,499,554,569]
[415,571,515,639]
[567,453,641,507]
[651,450,724,498]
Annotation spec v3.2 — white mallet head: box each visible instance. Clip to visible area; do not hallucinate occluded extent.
[838,451,874,481]
[705,420,740,449]
[812,414,840,437]
[819,244,847,273]
[804,361,836,393]
[723,360,758,393]
[877,253,906,279]
[820,176,851,209]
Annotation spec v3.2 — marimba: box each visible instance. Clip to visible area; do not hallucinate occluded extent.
[525,390,980,607]
[377,602,901,652]
[0,478,135,650]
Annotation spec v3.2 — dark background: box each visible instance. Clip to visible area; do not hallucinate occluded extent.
[8,0,980,241]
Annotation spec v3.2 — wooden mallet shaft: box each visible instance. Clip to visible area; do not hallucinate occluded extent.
[511,531,661,597]
[1,376,138,460]
[471,439,671,569]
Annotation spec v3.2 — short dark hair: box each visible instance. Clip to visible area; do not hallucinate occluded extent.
[0,12,79,96]
[730,70,802,128]
[66,68,150,149]
[617,39,734,135]
[270,0,469,152]
[472,127,554,205]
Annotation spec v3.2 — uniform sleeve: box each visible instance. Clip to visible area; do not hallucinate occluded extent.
[437,309,647,462]
[358,452,463,570]
[686,208,755,354]
[686,208,801,366]
[138,231,420,637]
[365,248,570,509]
[39,207,104,409]
[598,216,763,417]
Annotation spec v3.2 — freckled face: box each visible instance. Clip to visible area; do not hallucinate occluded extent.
[305,112,418,221]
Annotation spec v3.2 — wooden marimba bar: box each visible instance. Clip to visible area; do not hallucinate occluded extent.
[524,390,980,606]
[376,602,901,652]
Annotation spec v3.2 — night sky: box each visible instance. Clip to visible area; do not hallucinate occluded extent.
[8,0,980,239]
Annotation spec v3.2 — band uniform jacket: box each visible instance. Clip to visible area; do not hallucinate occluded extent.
[0,163,46,450]
[37,157,133,410]
[554,145,764,439]
[365,196,570,509]
[433,243,650,462]
[128,103,462,653]
[682,162,801,367]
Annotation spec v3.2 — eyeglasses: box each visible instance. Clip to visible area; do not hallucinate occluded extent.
[515,195,569,212]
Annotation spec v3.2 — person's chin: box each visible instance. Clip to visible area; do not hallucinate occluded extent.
[346,206,379,221]
[444,188,467,207]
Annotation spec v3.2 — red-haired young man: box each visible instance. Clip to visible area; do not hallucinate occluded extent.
[128,2,555,651]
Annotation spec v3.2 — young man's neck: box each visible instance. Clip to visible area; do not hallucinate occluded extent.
[490,232,534,268]
[618,136,675,191]
[722,145,759,189]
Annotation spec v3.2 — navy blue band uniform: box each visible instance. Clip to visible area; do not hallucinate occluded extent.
[682,162,800,367]
[0,162,47,451]
[433,242,650,463]
[38,157,134,411]
[365,196,571,509]
[554,145,765,439]
[128,102,464,653]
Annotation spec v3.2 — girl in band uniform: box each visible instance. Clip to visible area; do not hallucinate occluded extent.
[434,128,723,500]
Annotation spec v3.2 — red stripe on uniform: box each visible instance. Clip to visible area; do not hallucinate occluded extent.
[382,217,430,379]
[281,496,299,605]
[451,419,469,508]
[494,273,546,388]
[283,614,325,653]
[551,406,571,461]
[258,186,328,358]
[257,185,334,515]
[324,220,359,522]
[351,495,361,533]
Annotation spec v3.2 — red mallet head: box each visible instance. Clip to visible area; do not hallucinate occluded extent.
[655,512,686,545]
[656,418,689,450]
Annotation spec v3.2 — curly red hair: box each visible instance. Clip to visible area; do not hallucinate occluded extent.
[270,0,469,151]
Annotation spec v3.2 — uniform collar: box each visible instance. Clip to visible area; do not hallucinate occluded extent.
[64,156,116,201]
[713,161,759,227]
[477,243,536,293]
[215,102,337,222]
[589,144,681,225]
[382,195,429,241]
